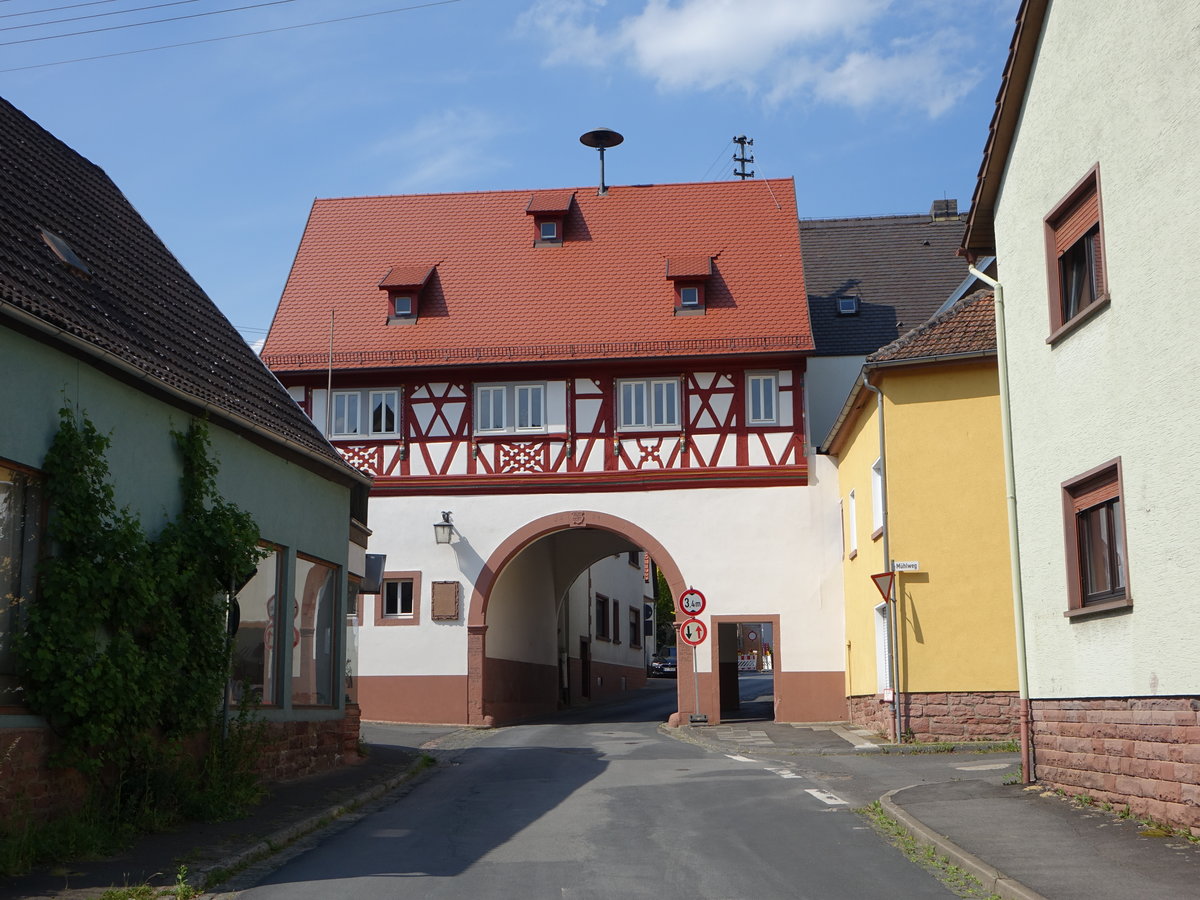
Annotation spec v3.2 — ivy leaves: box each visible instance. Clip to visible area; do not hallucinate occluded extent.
[17,410,265,775]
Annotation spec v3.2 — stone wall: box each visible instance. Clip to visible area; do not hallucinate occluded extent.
[1032,696,1200,835]
[848,691,1019,742]
[0,705,362,826]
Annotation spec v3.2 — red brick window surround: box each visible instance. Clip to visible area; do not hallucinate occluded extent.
[1062,459,1130,617]
[375,571,421,627]
[1044,165,1109,343]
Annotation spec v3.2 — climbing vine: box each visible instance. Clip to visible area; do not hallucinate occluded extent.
[16,409,265,777]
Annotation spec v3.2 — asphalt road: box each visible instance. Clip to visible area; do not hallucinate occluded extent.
[233,681,956,899]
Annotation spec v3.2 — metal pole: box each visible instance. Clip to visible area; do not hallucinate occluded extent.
[325,310,334,437]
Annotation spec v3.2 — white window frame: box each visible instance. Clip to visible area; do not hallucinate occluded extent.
[871,458,884,533]
[392,295,413,317]
[618,378,680,430]
[514,384,545,431]
[475,383,548,435]
[875,602,893,692]
[848,489,858,557]
[475,385,506,433]
[747,372,778,425]
[369,390,399,436]
[383,579,415,618]
[679,286,700,307]
[540,221,558,241]
[331,391,361,437]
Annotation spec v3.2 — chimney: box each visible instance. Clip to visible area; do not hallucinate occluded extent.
[930,198,958,220]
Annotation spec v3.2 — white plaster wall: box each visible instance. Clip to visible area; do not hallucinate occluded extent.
[991,1,1200,698]
[355,478,845,678]
[805,355,867,449]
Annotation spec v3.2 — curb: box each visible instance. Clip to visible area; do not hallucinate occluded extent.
[880,786,1049,900]
[196,753,436,897]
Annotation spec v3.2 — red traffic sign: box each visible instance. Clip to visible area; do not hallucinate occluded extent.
[871,572,895,602]
[679,618,708,645]
[678,588,706,616]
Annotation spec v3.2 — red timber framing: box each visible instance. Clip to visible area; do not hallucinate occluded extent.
[287,357,807,496]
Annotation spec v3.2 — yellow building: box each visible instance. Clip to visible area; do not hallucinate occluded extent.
[823,291,1018,742]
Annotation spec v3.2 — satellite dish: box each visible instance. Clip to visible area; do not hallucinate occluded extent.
[579,127,624,194]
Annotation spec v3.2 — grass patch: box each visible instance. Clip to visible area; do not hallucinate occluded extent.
[859,801,1001,900]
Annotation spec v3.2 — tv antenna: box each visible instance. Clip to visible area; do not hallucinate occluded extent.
[580,127,624,195]
[733,135,755,179]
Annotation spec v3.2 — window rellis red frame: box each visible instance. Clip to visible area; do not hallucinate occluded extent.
[1044,164,1109,342]
[595,594,610,640]
[1061,458,1131,617]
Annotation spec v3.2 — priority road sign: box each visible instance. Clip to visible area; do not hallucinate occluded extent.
[678,588,706,616]
[679,618,708,646]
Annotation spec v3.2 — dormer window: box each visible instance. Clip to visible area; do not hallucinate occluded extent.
[666,255,714,315]
[526,190,574,246]
[378,265,434,323]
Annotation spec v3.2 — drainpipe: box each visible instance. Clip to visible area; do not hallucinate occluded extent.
[968,265,1033,785]
[861,374,901,743]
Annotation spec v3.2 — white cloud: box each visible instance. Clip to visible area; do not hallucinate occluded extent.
[362,108,512,192]
[520,0,992,119]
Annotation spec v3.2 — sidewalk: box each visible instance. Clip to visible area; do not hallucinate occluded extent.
[674,717,1200,900]
[0,723,466,900]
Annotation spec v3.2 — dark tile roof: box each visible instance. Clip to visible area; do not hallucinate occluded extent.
[800,210,973,356]
[0,96,353,478]
[867,289,996,363]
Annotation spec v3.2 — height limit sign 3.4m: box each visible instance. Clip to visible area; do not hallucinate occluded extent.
[678,588,706,616]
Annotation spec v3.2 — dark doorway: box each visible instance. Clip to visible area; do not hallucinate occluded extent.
[717,620,775,722]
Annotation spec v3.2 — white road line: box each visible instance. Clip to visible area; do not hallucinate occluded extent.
[954,762,1011,771]
[766,767,802,779]
[726,754,754,762]
[805,788,848,806]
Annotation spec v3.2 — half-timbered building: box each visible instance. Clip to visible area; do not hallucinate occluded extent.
[263,178,847,726]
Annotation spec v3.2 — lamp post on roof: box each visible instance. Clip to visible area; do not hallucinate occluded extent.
[579,127,624,196]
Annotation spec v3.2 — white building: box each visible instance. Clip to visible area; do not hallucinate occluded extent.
[961,0,1200,831]
[264,179,848,726]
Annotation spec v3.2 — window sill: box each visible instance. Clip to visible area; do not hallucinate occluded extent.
[1046,294,1110,345]
[673,307,706,317]
[871,527,884,542]
[1064,596,1132,619]
[848,549,858,560]
[387,315,418,326]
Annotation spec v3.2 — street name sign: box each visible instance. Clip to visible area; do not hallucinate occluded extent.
[892,561,920,572]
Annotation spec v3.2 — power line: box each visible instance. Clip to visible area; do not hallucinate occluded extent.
[3,0,201,33]
[1,0,300,47]
[1,1,124,21]
[700,139,733,181]
[0,0,462,72]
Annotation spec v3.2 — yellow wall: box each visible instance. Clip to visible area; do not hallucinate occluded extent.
[837,361,1017,697]
[838,392,888,697]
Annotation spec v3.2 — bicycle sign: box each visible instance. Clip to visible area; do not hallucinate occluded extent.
[678,588,706,616]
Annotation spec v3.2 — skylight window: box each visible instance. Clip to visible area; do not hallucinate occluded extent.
[40,228,90,277]
[837,296,860,316]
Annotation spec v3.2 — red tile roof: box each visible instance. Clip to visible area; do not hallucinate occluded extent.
[263,179,812,372]
[666,254,714,279]
[378,265,435,289]
[525,190,575,214]
[867,289,996,362]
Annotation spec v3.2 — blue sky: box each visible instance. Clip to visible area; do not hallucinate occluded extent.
[2,0,1019,346]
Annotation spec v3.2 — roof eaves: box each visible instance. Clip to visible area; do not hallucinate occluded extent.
[962,0,1050,259]
[0,298,371,488]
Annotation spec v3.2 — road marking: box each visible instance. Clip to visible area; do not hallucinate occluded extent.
[805,788,847,805]
[765,767,802,779]
[726,754,754,762]
[954,763,1012,771]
